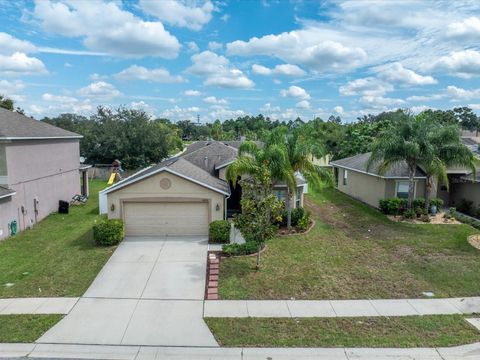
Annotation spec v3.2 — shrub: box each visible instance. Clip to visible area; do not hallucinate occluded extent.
[209,220,230,243]
[457,198,475,216]
[297,213,310,231]
[415,206,427,217]
[403,209,416,220]
[452,210,480,230]
[222,241,259,256]
[379,198,407,215]
[420,214,431,223]
[412,198,426,210]
[93,218,123,246]
[430,198,444,209]
[291,207,306,226]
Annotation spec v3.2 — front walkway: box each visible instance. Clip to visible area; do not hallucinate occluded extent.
[0,297,77,315]
[204,297,480,317]
[1,342,480,359]
[36,236,218,347]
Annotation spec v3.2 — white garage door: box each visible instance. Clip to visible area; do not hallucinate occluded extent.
[124,202,209,236]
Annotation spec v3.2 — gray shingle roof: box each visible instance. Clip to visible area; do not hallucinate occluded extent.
[182,141,238,175]
[462,137,480,156]
[330,152,427,178]
[103,157,229,195]
[0,108,81,139]
[0,186,15,199]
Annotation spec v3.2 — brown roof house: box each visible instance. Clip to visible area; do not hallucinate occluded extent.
[0,108,83,240]
[331,149,480,209]
[100,140,307,237]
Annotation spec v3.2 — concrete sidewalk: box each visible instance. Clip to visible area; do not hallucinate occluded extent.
[1,342,480,359]
[204,297,480,317]
[0,297,78,315]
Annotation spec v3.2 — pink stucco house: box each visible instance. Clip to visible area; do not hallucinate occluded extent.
[0,108,83,240]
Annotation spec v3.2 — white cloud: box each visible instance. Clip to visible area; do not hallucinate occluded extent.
[339,77,393,97]
[260,103,281,112]
[0,80,25,94]
[208,41,223,51]
[89,73,108,81]
[29,99,93,117]
[130,101,156,116]
[280,85,310,100]
[360,95,405,108]
[139,0,214,31]
[446,17,480,40]
[186,41,200,53]
[33,0,180,58]
[184,90,202,96]
[407,94,445,102]
[159,105,201,121]
[203,96,228,105]
[114,65,184,83]
[296,100,310,109]
[208,107,248,121]
[375,62,437,85]
[429,49,480,78]
[252,63,306,76]
[227,30,367,73]
[446,85,480,100]
[42,93,78,102]
[0,52,47,76]
[187,51,254,89]
[333,105,344,114]
[0,32,37,55]
[77,81,121,100]
[221,14,230,22]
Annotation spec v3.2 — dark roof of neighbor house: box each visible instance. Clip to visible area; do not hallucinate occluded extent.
[102,157,230,195]
[462,137,480,156]
[330,152,427,178]
[0,186,15,199]
[0,108,81,140]
[182,141,238,174]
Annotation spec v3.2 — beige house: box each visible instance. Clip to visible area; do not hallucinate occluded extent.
[0,108,83,240]
[331,151,480,209]
[100,141,306,237]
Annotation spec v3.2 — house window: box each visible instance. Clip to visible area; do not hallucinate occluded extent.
[396,181,410,199]
[274,189,286,203]
[343,170,348,185]
[296,187,302,208]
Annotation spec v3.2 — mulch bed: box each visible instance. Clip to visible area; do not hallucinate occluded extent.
[468,234,480,250]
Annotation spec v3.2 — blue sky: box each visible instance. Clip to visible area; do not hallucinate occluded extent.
[0,0,480,123]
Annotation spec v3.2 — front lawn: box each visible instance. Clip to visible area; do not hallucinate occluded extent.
[0,314,63,342]
[0,180,115,297]
[206,315,480,348]
[219,187,480,299]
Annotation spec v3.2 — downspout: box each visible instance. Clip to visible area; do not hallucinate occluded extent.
[224,182,231,220]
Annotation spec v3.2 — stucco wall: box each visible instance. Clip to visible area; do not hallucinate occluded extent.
[450,182,480,208]
[0,139,81,240]
[336,167,387,208]
[106,171,225,222]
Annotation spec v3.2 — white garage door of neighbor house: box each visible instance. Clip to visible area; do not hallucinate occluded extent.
[124,202,209,236]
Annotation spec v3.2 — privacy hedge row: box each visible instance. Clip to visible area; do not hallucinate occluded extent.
[379,197,444,216]
[452,210,480,230]
[209,220,230,243]
[222,241,259,256]
[93,218,124,246]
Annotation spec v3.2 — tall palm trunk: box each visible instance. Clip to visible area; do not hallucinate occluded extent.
[286,187,293,228]
[407,163,416,209]
[425,175,434,213]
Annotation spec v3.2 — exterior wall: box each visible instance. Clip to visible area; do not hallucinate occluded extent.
[0,139,81,240]
[384,179,426,199]
[106,171,225,223]
[336,167,387,208]
[450,182,480,208]
[218,167,227,181]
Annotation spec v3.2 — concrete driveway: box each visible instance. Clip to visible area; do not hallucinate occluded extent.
[38,236,217,347]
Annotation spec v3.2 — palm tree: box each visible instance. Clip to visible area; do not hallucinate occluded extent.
[422,124,477,211]
[367,112,433,209]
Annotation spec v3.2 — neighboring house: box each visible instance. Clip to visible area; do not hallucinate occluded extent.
[100,140,306,237]
[0,108,83,240]
[331,148,480,209]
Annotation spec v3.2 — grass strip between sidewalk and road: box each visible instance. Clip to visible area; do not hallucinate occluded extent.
[0,314,63,343]
[205,315,480,348]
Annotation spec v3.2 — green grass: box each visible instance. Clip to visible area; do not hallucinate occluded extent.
[0,180,115,298]
[219,187,480,299]
[206,315,480,348]
[0,314,63,342]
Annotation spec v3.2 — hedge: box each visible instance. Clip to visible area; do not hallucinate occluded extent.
[379,197,444,216]
[222,241,259,256]
[93,218,124,246]
[452,210,480,231]
[209,220,230,243]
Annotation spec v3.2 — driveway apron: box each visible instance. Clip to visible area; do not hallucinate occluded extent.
[38,236,218,347]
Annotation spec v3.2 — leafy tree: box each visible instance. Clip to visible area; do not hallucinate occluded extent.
[454,107,479,135]
[0,95,14,111]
